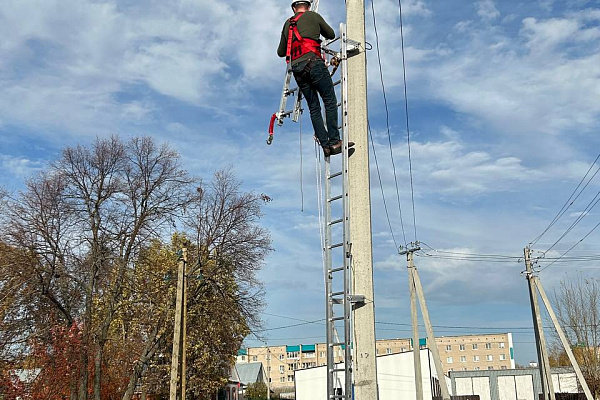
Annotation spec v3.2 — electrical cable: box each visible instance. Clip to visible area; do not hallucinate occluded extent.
[369,122,400,250]
[542,188,600,256]
[397,0,418,243]
[299,111,304,212]
[369,0,408,247]
[530,153,600,247]
[540,219,600,271]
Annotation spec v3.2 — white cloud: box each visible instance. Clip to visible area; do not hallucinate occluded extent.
[0,155,44,178]
[476,0,500,21]
[0,0,291,136]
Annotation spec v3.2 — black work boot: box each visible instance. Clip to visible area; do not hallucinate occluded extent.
[330,140,355,155]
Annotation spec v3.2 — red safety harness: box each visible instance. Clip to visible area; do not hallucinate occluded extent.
[286,12,323,63]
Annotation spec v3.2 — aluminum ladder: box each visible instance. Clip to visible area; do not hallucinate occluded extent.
[324,23,363,400]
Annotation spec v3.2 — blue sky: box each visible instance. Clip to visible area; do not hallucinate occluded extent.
[1,0,600,366]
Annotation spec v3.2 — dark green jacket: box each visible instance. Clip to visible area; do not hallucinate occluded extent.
[277,11,336,65]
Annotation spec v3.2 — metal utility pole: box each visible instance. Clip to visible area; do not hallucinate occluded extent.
[404,244,450,400]
[347,0,379,398]
[524,247,555,400]
[170,248,187,400]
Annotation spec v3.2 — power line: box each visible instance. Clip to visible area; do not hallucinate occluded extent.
[530,153,600,247]
[542,187,600,256]
[369,0,408,247]
[417,243,522,263]
[540,219,600,271]
[397,0,418,243]
[369,122,401,249]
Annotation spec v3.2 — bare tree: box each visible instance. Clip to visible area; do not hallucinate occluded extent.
[551,274,600,397]
[0,142,271,400]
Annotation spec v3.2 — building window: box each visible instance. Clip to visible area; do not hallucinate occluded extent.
[500,354,506,361]
[473,355,480,362]
[401,347,406,352]
[499,342,505,348]
[487,355,493,361]
[475,367,480,371]
[287,375,295,382]
[460,356,466,362]
[279,354,284,361]
[253,356,258,362]
[485,343,492,349]
[501,366,507,370]
[386,348,392,355]
[459,344,465,351]
[488,366,493,370]
[449,368,454,371]
[287,351,299,359]
[446,345,452,351]
[279,365,285,374]
[320,351,325,358]
[472,344,478,350]
[266,354,271,360]
[447,357,453,363]
[241,355,246,361]
[376,349,379,355]
[462,368,467,371]
[280,377,285,383]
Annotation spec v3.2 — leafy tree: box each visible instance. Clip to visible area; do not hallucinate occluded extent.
[0,138,271,400]
[246,382,269,400]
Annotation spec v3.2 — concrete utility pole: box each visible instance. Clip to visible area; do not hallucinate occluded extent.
[405,244,450,400]
[170,248,187,400]
[524,247,555,400]
[347,0,379,398]
[407,250,423,400]
[535,280,594,400]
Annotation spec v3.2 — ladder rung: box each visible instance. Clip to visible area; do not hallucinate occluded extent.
[331,342,345,347]
[330,316,345,322]
[331,291,344,297]
[333,79,341,86]
[328,195,343,202]
[329,171,342,179]
[330,267,344,273]
[331,369,346,373]
[329,243,343,249]
[329,218,343,226]
[332,298,342,304]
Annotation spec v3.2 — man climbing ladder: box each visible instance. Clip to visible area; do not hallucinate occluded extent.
[277,0,353,157]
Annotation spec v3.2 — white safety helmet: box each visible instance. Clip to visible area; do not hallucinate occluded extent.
[291,0,312,10]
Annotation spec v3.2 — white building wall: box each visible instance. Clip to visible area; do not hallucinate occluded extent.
[295,349,443,400]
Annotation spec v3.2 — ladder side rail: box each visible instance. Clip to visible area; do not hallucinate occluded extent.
[326,157,335,399]
[340,22,353,400]
[277,68,294,126]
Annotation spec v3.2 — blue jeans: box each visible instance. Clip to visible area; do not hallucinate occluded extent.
[292,57,340,147]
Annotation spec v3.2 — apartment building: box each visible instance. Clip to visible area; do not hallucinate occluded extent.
[435,333,515,373]
[237,343,349,391]
[238,333,515,391]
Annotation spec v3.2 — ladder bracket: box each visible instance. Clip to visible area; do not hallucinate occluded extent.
[349,294,365,305]
[345,38,362,57]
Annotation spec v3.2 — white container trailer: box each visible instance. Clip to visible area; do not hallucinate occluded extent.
[295,349,449,400]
